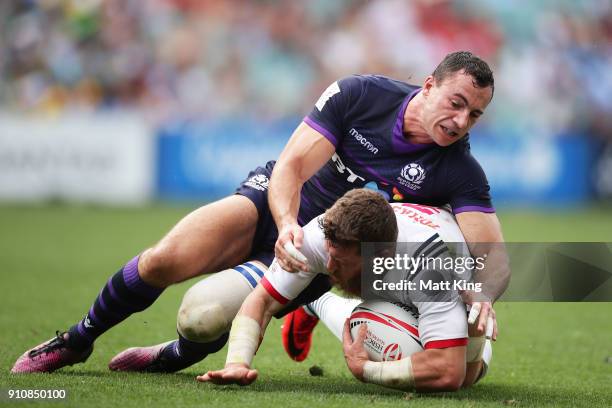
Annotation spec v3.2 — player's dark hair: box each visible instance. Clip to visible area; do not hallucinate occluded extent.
[320,189,398,253]
[433,51,494,95]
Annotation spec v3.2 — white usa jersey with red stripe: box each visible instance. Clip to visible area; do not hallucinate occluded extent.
[260,202,469,349]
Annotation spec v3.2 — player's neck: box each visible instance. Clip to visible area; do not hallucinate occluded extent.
[402,92,433,144]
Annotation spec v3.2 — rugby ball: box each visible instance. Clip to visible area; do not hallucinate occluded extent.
[349,300,423,362]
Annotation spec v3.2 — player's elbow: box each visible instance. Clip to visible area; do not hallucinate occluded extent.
[435,370,465,392]
[429,359,465,392]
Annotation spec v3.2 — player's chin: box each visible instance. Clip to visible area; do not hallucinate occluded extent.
[434,126,463,146]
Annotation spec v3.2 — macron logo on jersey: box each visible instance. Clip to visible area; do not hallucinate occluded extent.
[315,81,341,111]
[349,128,379,155]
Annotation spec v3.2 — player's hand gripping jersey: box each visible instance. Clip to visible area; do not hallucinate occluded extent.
[262,203,470,349]
[296,75,494,226]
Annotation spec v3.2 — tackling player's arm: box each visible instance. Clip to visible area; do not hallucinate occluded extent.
[196,283,284,385]
[269,121,335,272]
[456,211,508,338]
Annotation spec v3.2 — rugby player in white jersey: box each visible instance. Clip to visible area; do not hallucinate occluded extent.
[199,189,495,392]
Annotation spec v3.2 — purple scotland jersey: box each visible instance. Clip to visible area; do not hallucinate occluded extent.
[296,74,494,225]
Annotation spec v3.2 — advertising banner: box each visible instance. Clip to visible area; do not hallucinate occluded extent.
[156,120,291,201]
[470,132,596,206]
[0,114,153,205]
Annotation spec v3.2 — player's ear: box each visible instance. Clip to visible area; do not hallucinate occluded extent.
[422,75,435,96]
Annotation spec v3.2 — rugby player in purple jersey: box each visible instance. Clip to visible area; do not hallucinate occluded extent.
[11,51,508,375]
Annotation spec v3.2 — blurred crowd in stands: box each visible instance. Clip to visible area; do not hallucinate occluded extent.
[1,0,611,141]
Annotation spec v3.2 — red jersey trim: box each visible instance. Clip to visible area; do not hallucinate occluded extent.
[424,338,468,349]
[261,277,290,305]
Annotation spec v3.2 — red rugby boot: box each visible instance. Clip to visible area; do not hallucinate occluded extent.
[281,307,319,362]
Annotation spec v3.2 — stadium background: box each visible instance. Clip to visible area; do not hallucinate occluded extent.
[1,1,611,407]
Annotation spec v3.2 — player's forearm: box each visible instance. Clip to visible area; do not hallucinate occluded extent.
[225,286,282,367]
[362,348,466,392]
[475,244,510,301]
[457,212,510,301]
[411,348,466,392]
[236,287,278,333]
[465,239,511,302]
[269,159,303,229]
[269,121,336,229]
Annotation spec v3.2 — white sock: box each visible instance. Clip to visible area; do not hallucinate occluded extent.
[305,292,361,341]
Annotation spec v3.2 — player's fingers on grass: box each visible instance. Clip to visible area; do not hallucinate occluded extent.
[238,369,258,386]
[210,377,233,385]
[196,371,214,382]
[202,370,240,385]
[206,370,227,381]
[211,369,236,383]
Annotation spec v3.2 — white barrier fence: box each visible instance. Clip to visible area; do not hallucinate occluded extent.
[0,114,154,205]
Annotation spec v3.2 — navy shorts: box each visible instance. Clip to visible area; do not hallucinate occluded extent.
[235,160,332,315]
[235,160,278,267]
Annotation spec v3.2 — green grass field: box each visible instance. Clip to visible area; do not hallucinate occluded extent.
[1,204,611,407]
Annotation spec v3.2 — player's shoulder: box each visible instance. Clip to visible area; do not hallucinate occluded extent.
[342,74,417,95]
[337,74,417,98]
[441,135,484,172]
[303,214,325,238]
[392,203,464,241]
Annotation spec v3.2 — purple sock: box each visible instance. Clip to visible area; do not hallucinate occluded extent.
[67,255,164,350]
[154,332,229,372]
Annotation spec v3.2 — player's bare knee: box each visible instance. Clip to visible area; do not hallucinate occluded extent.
[175,266,258,342]
[139,243,189,287]
[138,246,175,287]
[176,281,234,342]
[177,302,229,343]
